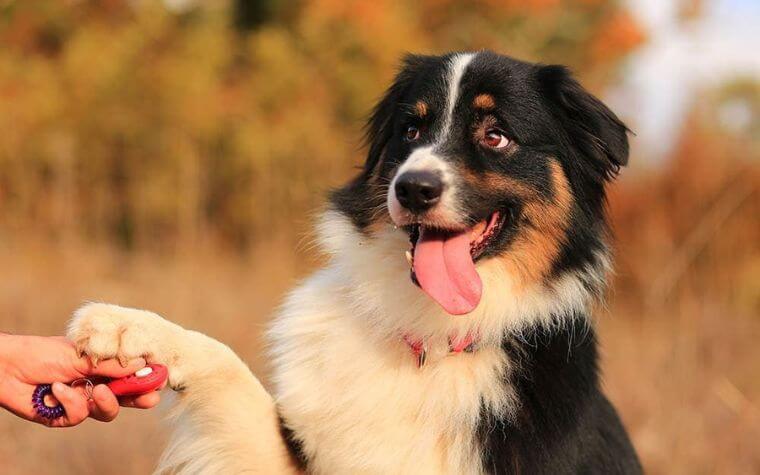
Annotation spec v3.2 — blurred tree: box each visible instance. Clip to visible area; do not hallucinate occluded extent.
[713,79,760,147]
[0,0,644,251]
[609,77,759,313]
[233,0,276,31]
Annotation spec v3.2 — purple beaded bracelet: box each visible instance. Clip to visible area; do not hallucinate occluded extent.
[32,379,94,420]
[31,384,66,420]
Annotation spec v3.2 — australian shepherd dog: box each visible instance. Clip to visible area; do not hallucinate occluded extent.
[67,51,642,474]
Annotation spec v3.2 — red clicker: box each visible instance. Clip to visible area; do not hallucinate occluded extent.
[33,363,169,420]
[107,364,168,396]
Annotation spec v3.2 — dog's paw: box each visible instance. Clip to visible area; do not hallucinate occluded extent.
[68,303,186,389]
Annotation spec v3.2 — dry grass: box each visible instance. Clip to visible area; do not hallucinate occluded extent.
[0,241,303,475]
[1,231,758,473]
[0,146,758,474]
[600,307,760,474]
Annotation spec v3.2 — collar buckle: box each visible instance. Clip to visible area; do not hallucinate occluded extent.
[416,348,427,368]
[403,332,478,368]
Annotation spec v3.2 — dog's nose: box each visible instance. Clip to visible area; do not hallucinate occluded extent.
[394,171,444,213]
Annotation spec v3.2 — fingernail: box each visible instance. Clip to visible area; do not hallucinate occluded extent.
[52,382,65,392]
[131,357,146,366]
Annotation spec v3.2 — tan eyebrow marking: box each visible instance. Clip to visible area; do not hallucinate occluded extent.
[414,100,428,117]
[473,93,495,110]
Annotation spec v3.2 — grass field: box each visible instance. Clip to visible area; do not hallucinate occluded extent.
[0,165,758,474]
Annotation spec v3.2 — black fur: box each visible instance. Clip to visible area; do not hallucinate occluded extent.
[478,317,641,474]
[279,414,308,470]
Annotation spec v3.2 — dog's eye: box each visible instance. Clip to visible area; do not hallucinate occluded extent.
[482,129,510,149]
[405,125,421,142]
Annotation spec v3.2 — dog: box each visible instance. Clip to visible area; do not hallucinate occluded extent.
[67,51,642,474]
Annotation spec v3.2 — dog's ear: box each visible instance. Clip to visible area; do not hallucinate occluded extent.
[537,65,630,180]
[363,54,431,173]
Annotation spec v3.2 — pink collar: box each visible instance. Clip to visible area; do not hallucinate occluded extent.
[402,332,478,368]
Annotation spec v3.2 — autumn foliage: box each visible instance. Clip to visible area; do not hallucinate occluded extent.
[0,0,644,249]
[0,1,758,474]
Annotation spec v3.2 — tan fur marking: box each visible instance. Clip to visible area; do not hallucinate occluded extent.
[502,161,573,288]
[473,94,495,110]
[481,174,536,200]
[463,161,573,289]
[414,100,428,117]
[461,166,536,201]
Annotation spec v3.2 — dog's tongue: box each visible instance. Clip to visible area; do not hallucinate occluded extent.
[413,227,482,315]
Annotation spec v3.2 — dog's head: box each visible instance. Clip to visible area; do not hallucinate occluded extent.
[330,51,629,316]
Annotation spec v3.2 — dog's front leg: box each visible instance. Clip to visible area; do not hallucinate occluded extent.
[67,303,301,474]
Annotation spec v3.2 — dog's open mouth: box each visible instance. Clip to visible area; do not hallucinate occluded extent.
[405,211,506,315]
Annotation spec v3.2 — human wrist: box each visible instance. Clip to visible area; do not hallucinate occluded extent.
[0,333,19,408]
[0,331,21,354]
[0,332,16,365]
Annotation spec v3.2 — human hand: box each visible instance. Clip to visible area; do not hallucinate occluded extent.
[0,333,162,427]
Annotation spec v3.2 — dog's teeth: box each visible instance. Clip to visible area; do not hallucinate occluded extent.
[405,250,413,265]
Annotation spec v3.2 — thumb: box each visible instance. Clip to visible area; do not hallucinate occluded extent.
[50,382,88,427]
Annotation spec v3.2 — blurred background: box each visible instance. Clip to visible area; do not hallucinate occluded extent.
[0,0,757,473]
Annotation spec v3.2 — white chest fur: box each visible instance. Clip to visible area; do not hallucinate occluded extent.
[269,267,514,475]
[269,213,600,474]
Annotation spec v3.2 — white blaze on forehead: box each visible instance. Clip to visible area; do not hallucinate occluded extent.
[437,52,476,143]
[386,53,476,227]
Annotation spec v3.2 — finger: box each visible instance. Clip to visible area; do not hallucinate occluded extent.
[85,358,146,379]
[88,384,120,422]
[119,391,161,409]
[51,382,89,427]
